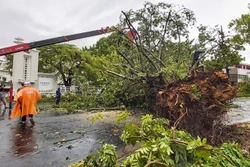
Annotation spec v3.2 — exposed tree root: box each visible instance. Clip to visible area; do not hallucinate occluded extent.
[154,70,239,144]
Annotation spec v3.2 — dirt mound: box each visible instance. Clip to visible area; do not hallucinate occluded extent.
[154,70,239,144]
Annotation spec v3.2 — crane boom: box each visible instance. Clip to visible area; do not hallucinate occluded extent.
[0,26,113,56]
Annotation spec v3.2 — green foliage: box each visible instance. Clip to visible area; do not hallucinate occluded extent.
[80,144,119,167]
[97,144,118,167]
[197,25,244,72]
[70,115,250,167]
[122,116,250,167]
[203,143,250,167]
[191,84,201,99]
[121,2,196,49]
[74,51,121,87]
[83,32,124,57]
[114,110,131,124]
[51,91,106,112]
[118,2,196,75]
[236,77,250,97]
[238,77,250,91]
[39,93,56,102]
[38,44,82,88]
[236,92,250,97]
[91,113,103,124]
[229,11,250,44]
[1,54,13,75]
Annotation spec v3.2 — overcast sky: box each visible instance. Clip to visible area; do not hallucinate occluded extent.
[0,0,250,62]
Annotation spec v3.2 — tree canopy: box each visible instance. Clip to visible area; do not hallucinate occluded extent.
[38,44,82,89]
[196,25,244,74]
[229,6,250,44]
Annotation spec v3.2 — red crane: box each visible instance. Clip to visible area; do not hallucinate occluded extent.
[0,26,115,56]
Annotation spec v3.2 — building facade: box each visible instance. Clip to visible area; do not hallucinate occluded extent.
[227,63,250,84]
[11,38,58,94]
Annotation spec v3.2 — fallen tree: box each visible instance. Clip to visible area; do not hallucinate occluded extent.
[68,114,250,167]
[154,70,239,144]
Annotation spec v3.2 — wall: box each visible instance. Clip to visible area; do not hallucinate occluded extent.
[236,68,250,82]
[38,73,58,94]
[12,49,39,92]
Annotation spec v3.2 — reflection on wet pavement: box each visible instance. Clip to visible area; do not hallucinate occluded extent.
[0,108,6,119]
[0,108,12,120]
[0,116,4,120]
[11,124,37,156]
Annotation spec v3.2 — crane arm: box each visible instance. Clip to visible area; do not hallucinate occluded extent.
[0,26,113,56]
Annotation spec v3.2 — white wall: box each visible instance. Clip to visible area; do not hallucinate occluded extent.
[12,51,25,91]
[236,68,250,82]
[38,73,58,94]
[12,48,39,92]
[29,49,39,85]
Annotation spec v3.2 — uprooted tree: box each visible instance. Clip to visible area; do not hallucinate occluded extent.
[87,2,245,144]
[155,70,239,144]
[89,2,198,109]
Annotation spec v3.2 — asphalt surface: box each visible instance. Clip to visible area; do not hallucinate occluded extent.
[0,109,143,167]
[226,97,250,124]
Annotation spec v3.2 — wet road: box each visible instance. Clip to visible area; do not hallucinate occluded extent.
[0,109,143,167]
[226,97,250,125]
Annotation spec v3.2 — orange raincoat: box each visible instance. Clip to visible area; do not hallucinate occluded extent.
[11,86,41,118]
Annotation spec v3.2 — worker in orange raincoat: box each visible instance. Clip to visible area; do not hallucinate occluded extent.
[11,82,41,125]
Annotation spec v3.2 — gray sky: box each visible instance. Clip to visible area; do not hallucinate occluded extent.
[0,0,249,62]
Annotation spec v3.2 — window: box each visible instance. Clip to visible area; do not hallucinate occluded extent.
[238,74,247,79]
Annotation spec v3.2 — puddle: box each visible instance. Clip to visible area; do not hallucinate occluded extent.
[11,125,37,156]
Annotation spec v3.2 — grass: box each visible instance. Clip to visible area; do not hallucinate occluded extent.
[236,92,250,97]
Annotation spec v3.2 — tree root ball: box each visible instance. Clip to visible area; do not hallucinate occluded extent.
[154,71,239,144]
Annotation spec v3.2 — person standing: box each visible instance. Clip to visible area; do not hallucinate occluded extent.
[11,82,41,125]
[11,82,25,120]
[191,50,204,68]
[8,86,13,118]
[0,84,6,115]
[0,91,6,116]
[56,88,61,105]
[75,87,82,95]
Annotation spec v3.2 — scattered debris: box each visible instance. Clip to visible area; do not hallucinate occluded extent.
[67,145,73,150]
[53,137,81,145]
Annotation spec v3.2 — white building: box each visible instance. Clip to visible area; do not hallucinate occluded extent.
[0,38,75,95]
[227,63,250,84]
[11,38,58,94]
